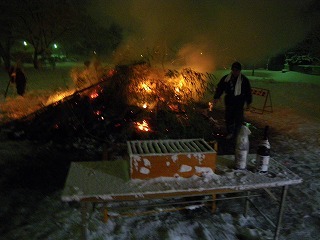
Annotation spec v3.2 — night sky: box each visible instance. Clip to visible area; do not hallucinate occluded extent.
[88,0,319,71]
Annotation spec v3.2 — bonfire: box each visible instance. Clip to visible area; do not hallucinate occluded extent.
[1,61,216,147]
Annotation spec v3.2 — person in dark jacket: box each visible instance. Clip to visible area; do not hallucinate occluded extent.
[10,66,27,96]
[213,61,252,139]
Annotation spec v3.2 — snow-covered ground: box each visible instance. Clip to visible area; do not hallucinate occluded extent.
[0,64,319,240]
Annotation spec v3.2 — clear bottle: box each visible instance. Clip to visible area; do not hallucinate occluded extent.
[235,124,251,170]
[256,126,271,173]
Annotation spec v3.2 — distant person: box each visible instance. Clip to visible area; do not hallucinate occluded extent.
[9,65,27,96]
[213,61,252,139]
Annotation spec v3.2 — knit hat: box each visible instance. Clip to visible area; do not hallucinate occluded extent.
[231,62,242,70]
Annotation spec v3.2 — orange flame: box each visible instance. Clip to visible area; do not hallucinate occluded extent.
[135,120,150,132]
[90,91,99,99]
[141,83,152,92]
[45,89,75,105]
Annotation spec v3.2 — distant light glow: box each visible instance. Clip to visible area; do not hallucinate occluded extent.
[23,41,28,46]
[53,43,58,49]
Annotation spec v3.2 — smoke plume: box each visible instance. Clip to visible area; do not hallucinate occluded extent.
[90,0,319,71]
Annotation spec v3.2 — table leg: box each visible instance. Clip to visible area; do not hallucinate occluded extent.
[211,194,217,212]
[104,208,109,222]
[244,191,251,217]
[274,185,288,240]
[81,202,88,240]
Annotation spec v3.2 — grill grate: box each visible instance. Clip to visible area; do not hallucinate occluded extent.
[127,139,214,155]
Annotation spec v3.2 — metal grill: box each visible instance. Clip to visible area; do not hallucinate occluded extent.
[127,138,214,155]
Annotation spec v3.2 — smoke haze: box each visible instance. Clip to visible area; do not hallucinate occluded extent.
[90,0,319,71]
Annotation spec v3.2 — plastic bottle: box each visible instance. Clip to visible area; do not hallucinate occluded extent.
[256,126,271,173]
[235,124,251,170]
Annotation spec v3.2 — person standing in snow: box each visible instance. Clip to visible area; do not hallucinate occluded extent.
[213,61,252,139]
[9,64,27,96]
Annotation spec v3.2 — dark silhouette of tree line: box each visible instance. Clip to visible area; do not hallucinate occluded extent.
[0,0,122,70]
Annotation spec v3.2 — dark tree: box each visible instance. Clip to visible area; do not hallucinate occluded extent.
[0,1,17,70]
[63,15,122,60]
[0,0,86,69]
[0,0,122,69]
[299,0,320,58]
[15,0,85,68]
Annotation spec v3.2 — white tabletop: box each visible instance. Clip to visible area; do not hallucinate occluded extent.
[61,155,302,202]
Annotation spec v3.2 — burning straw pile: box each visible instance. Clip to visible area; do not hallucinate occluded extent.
[2,62,216,151]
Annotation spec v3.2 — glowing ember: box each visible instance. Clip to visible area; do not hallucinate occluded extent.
[94,110,102,115]
[135,120,150,132]
[107,69,116,77]
[90,91,99,99]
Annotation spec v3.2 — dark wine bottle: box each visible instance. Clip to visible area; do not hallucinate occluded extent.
[256,126,271,173]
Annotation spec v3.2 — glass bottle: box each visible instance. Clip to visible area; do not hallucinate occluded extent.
[235,124,251,170]
[256,126,271,173]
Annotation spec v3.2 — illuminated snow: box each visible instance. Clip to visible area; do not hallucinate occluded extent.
[1,66,319,240]
[143,158,151,167]
[132,155,142,171]
[179,164,192,172]
[171,154,178,162]
[195,166,214,174]
[139,167,150,175]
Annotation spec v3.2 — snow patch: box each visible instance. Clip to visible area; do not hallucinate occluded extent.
[171,154,178,162]
[179,165,192,172]
[143,158,151,167]
[192,153,205,164]
[133,155,142,171]
[139,167,150,175]
[195,166,214,175]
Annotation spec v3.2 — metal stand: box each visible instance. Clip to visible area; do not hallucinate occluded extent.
[274,186,288,240]
[243,186,289,240]
[81,202,88,240]
[244,191,251,217]
[78,187,290,240]
[62,156,301,240]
